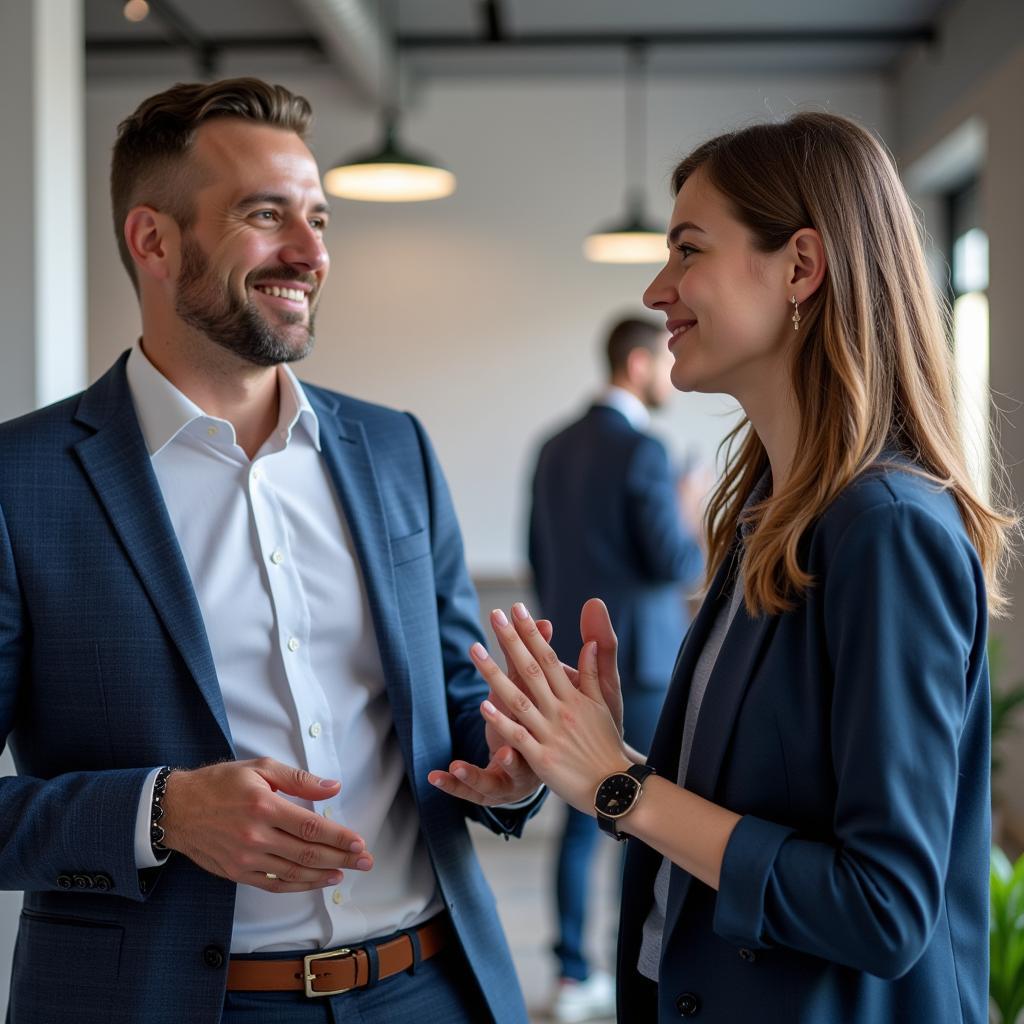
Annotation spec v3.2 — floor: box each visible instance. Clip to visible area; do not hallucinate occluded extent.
[470,796,618,1023]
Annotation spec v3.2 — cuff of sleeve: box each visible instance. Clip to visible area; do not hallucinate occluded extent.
[713,814,794,948]
[134,767,172,870]
[493,784,547,810]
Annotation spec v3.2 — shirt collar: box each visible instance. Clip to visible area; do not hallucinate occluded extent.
[597,386,651,431]
[125,341,321,456]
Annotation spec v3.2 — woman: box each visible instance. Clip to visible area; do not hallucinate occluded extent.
[430,112,1014,1023]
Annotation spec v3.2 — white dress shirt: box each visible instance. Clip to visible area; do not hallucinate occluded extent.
[597,385,651,432]
[126,342,442,952]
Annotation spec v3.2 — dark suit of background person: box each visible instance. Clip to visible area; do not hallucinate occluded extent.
[528,318,704,1012]
[618,467,991,1024]
[0,354,541,1024]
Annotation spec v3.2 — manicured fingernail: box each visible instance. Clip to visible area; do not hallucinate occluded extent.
[430,776,446,788]
[512,602,530,620]
[501,753,513,767]
[327,872,343,883]
[356,857,372,870]
[491,608,508,627]
[348,840,364,853]
[320,778,339,788]
[453,766,467,781]
[471,642,490,661]
[482,699,497,715]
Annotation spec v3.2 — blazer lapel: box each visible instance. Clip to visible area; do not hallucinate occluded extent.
[72,359,231,748]
[311,395,417,763]
[658,546,778,945]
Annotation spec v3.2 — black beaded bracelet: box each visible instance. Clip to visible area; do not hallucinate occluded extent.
[149,765,174,859]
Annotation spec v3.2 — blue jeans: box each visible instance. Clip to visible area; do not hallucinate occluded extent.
[221,944,489,1023]
[553,685,666,981]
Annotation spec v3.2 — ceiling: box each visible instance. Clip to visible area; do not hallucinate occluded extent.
[85,0,954,97]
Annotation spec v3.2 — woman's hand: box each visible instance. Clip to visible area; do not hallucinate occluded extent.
[468,602,633,815]
[579,598,624,738]
[426,615,556,807]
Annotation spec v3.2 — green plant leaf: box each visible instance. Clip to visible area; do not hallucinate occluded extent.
[991,847,1024,1024]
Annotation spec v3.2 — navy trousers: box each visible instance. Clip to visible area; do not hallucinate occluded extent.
[221,944,490,1023]
[553,685,666,980]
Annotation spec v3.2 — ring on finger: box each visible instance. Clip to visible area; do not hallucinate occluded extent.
[265,872,278,880]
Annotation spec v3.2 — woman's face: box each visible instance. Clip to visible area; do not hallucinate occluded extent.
[643,168,795,403]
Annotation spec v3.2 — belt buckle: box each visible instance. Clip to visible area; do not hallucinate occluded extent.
[303,947,355,998]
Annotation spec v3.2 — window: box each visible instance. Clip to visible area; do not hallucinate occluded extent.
[947,178,990,499]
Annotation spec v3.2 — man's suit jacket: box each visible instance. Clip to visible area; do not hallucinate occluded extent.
[618,466,990,1023]
[0,353,536,1024]
[529,404,703,694]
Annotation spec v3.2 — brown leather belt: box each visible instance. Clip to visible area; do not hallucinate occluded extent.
[226,917,448,998]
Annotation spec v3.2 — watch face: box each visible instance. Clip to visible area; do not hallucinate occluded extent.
[595,773,640,818]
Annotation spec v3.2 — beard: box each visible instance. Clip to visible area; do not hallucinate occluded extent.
[174,235,318,367]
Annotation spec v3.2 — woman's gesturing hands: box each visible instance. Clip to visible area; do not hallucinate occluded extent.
[466,601,632,815]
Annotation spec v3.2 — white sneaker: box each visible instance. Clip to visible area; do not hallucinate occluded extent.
[550,969,616,1023]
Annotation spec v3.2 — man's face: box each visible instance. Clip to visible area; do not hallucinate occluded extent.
[172,119,330,367]
[642,345,676,410]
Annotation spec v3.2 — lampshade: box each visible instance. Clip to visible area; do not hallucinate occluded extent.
[583,194,666,264]
[324,118,455,203]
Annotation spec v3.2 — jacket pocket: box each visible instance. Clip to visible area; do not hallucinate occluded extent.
[390,528,430,566]
[10,910,124,1023]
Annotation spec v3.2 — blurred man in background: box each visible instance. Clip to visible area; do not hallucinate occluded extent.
[528,315,706,1022]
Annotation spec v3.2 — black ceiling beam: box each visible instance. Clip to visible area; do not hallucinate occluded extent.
[396,27,937,49]
[86,36,325,56]
[144,0,218,75]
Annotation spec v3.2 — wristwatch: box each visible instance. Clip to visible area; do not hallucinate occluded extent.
[594,764,655,841]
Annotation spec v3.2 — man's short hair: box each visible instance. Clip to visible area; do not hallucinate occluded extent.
[110,77,313,291]
[605,317,663,375]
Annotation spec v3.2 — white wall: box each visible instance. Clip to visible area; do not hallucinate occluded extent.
[86,70,891,577]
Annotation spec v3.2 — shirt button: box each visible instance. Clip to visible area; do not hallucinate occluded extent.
[270,550,284,565]
[251,468,261,481]
[331,890,342,905]
[206,425,218,437]
[323,807,333,818]
[308,722,322,738]
[287,637,300,652]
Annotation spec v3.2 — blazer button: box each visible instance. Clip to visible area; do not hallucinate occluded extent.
[57,874,73,889]
[202,945,225,969]
[92,874,113,892]
[72,874,92,889]
[738,947,756,963]
[676,992,701,1017]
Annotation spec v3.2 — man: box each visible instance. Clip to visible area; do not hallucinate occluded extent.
[528,316,705,1023]
[0,78,543,1024]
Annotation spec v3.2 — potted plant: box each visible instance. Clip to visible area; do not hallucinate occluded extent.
[991,846,1024,1024]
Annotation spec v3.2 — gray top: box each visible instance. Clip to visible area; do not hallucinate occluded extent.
[636,473,769,982]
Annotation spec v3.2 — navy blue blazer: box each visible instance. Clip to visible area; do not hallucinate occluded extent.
[618,466,990,1023]
[529,404,703,692]
[0,354,537,1024]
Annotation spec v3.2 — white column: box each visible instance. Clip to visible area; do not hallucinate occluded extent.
[0,1,86,1013]
[0,0,86,420]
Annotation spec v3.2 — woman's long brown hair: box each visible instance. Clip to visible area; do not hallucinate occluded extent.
[673,112,1016,616]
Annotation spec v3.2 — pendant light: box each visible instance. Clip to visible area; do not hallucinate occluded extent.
[324,0,455,203]
[584,45,665,264]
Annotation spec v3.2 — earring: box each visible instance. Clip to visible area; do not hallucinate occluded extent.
[791,295,801,331]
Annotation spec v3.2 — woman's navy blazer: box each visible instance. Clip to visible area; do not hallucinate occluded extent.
[618,465,990,1024]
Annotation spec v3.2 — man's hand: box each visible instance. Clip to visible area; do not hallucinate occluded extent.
[160,758,374,893]
[426,612,551,807]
